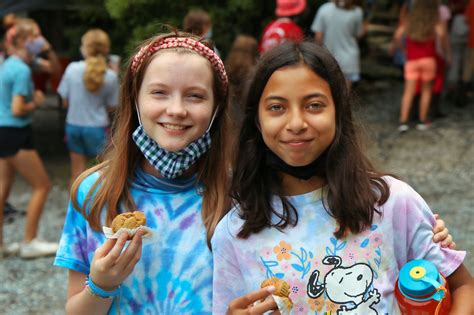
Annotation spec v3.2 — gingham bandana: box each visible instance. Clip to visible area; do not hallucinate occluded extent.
[132,125,211,179]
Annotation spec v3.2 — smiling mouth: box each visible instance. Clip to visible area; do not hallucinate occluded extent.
[160,123,189,130]
[282,139,312,145]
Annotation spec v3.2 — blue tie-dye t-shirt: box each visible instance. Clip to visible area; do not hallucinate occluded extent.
[54,168,213,314]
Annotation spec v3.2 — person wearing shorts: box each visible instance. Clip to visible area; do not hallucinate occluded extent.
[404,57,437,81]
[394,1,449,132]
[0,23,58,259]
[64,124,108,157]
[57,29,118,188]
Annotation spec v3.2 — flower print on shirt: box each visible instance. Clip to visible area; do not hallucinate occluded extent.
[273,240,292,261]
[287,278,306,301]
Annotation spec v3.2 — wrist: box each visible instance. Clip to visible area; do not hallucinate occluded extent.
[85,275,121,298]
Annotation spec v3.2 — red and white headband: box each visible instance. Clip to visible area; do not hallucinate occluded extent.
[131,37,228,93]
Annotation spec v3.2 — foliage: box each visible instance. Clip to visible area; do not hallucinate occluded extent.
[102,0,276,59]
[58,0,326,60]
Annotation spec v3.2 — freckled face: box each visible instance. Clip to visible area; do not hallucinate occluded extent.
[258,64,336,166]
[137,51,215,152]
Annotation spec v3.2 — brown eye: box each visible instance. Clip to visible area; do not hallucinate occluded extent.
[269,104,284,111]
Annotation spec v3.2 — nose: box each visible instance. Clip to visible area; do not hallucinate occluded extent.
[286,108,306,133]
[165,96,187,117]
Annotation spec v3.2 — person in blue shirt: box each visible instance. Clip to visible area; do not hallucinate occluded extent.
[0,22,58,259]
[54,32,231,314]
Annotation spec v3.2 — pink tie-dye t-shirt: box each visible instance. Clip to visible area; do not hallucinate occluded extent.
[211,176,465,315]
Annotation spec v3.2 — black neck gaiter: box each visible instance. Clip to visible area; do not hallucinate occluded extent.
[265,148,325,180]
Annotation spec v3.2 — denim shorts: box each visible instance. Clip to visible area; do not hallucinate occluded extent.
[65,123,108,157]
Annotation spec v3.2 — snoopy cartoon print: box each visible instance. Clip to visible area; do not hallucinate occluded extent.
[307,255,381,315]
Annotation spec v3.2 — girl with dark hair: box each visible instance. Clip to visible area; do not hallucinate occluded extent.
[54,32,231,313]
[212,41,473,314]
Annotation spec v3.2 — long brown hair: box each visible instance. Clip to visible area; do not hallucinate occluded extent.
[71,32,231,246]
[406,0,440,41]
[232,41,390,239]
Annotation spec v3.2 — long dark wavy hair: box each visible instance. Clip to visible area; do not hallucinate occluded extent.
[232,41,390,239]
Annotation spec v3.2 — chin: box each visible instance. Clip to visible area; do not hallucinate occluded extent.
[283,156,314,167]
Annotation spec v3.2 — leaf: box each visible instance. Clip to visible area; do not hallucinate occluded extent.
[275,273,285,279]
[330,237,337,245]
[374,258,381,267]
[304,264,311,276]
[301,248,307,262]
[336,241,347,250]
[264,260,279,267]
[370,224,378,231]
[309,251,314,259]
[360,238,369,248]
[326,247,333,256]
[292,264,304,272]
[375,248,381,256]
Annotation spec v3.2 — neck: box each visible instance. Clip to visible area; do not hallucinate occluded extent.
[281,173,326,196]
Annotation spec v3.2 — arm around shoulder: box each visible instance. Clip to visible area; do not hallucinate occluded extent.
[447,264,474,314]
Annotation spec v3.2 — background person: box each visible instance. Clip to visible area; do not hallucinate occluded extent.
[0,22,57,259]
[58,28,119,188]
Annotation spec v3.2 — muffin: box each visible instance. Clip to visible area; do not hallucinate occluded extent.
[261,277,293,311]
[111,211,146,237]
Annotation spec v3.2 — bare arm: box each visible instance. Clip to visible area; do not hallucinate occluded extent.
[65,270,113,315]
[11,91,44,117]
[436,23,452,65]
[447,264,474,314]
[314,32,323,45]
[35,39,61,75]
[390,24,406,55]
[65,231,144,315]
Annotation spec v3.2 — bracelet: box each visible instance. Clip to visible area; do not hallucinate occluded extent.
[85,275,120,298]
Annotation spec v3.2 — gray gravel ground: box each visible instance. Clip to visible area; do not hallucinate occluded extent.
[0,80,473,314]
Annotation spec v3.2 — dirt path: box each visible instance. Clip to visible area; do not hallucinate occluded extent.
[1,81,472,314]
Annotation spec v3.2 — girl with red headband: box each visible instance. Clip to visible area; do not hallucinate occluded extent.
[53,32,231,314]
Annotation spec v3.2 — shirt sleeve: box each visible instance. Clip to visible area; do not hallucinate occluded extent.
[53,173,102,275]
[57,64,71,99]
[311,5,326,33]
[354,7,364,38]
[391,179,466,278]
[211,215,248,315]
[12,66,32,98]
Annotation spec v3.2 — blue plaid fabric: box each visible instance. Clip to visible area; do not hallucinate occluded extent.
[132,125,211,179]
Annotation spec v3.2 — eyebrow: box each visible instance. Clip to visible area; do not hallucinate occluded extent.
[146,82,209,92]
[264,92,330,102]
